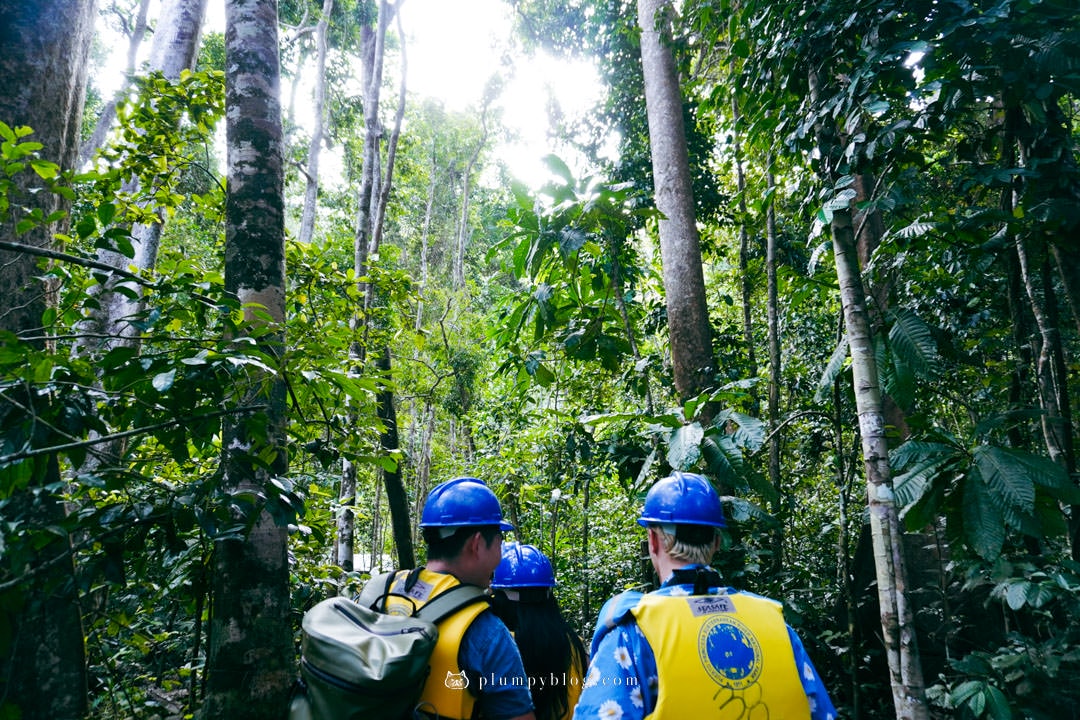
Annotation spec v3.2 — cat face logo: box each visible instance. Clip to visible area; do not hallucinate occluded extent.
[444,670,469,690]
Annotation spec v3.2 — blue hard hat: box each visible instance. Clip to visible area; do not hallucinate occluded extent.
[637,472,726,528]
[491,542,556,589]
[420,477,513,531]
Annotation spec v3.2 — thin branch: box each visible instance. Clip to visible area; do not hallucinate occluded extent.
[0,405,267,464]
[0,240,147,285]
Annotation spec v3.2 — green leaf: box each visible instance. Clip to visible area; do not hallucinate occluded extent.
[973,446,1036,514]
[667,423,704,470]
[814,336,849,402]
[888,308,942,378]
[963,469,1005,560]
[97,202,117,225]
[542,154,574,184]
[152,369,176,392]
[984,685,1013,720]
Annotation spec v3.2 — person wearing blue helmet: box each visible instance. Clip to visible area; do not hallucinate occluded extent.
[572,472,837,720]
[368,477,536,720]
[491,543,587,720]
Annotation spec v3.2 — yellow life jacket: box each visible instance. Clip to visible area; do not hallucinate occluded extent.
[382,569,490,720]
[631,591,811,719]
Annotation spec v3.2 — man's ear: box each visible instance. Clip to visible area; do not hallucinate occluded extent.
[464,530,483,558]
[646,526,662,556]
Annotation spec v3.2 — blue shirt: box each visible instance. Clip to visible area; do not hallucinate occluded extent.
[461,609,535,719]
[572,570,837,720]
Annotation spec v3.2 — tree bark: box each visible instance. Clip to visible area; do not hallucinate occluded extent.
[80,0,152,165]
[298,0,334,245]
[0,2,97,717]
[636,0,714,404]
[765,163,783,576]
[832,204,928,720]
[80,0,209,356]
[200,1,293,716]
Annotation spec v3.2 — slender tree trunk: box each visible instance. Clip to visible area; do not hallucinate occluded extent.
[376,347,415,569]
[80,0,209,355]
[0,2,97,716]
[80,0,152,165]
[298,0,334,245]
[201,1,293,716]
[636,0,714,404]
[732,96,758,405]
[765,163,783,576]
[368,5,414,569]
[1010,114,1079,557]
[414,139,438,332]
[452,112,486,291]
[832,204,928,720]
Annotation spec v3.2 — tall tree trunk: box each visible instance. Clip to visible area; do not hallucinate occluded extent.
[338,0,391,568]
[832,203,928,720]
[1009,104,1079,557]
[452,104,488,291]
[376,347,415,569]
[732,96,758,405]
[201,1,292,716]
[636,0,714,405]
[368,6,414,569]
[298,0,334,245]
[81,0,209,351]
[765,163,783,576]
[0,2,97,717]
[80,0,152,165]
[809,63,928,718]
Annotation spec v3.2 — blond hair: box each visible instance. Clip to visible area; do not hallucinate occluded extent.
[655,524,717,566]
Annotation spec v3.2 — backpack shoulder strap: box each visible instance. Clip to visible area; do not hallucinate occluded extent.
[416,583,490,625]
[356,569,401,611]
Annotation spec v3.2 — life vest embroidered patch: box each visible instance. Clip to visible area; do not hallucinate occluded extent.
[698,614,763,690]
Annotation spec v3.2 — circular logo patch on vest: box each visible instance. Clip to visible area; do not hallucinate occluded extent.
[697,615,762,689]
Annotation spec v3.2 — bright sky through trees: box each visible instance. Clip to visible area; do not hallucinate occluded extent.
[97,1,602,187]
[399,0,604,187]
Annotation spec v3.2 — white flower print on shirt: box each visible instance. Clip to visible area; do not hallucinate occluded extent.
[598,699,624,720]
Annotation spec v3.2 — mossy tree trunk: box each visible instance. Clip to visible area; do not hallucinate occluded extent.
[200,0,293,716]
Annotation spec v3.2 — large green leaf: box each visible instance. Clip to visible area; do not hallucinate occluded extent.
[973,446,1036,514]
[963,468,1006,560]
[813,336,849,403]
[667,423,704,470]
[888,308,942,378]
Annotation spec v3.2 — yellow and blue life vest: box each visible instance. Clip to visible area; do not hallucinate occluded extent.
[382,569,490,720]
[630,590,811,719]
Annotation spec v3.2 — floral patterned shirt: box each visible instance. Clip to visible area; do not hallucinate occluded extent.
[571,569,837,720]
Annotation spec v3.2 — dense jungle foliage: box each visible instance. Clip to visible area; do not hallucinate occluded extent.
[2,0,1080,718]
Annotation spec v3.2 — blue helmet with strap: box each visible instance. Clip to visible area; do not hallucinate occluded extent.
[420,476,513,531]
[491,542,556,589]
[637,471,726,528]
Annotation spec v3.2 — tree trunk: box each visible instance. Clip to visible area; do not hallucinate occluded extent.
[80,0,152,165]
[200,1,293,716]
[80,0,209,355]
[367,8,414,569]
[0,2,97,717]
[298,0,334,245]
[765,163,783,576]
[636,0,714,404]
[732,96,758,405]
[376,347,415,569]
[452,105,488,291]
[831,204,928,720]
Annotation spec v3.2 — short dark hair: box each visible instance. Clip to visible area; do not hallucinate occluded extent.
[423,525,502,561]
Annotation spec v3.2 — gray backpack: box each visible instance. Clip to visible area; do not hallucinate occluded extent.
[289,569,489,720]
